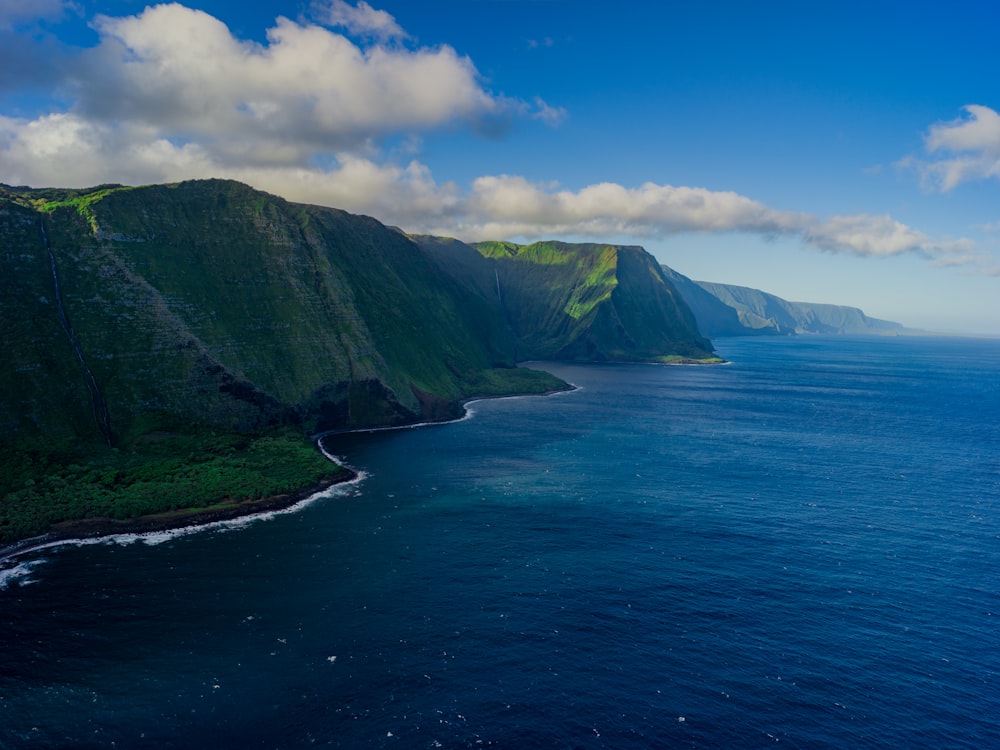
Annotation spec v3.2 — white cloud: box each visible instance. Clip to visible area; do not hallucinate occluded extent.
[0,113,215,187]
[926,104,1000,154]
[251,155,462,224]
[313,0,408,41]
[1,108,977,270]
[1,2,563,183]
[803,214,974,258]
[905,105,1000,191]
[437,178,975,267]
[451,176,807,239]
[531,97,568,127]
[0,3,981,275]
[72,3,507,162]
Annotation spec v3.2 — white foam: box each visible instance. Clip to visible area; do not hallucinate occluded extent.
[0,559,48,590]
[1,384,574,582]
[0,468,369,572]
[314,382,579,442]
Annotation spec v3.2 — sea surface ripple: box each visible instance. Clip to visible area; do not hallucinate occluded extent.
[1,335,998,748]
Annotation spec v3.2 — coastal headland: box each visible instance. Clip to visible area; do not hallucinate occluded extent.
[2,179,716,547]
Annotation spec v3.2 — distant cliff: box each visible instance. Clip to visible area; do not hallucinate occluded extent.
[661,266,905,337]
[413,237,716,362]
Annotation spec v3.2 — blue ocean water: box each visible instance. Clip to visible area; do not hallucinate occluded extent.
[1,335,999,748]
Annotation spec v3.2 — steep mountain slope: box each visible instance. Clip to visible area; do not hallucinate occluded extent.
[1,180,558,441]
[662,266,904,336]
[414,237,716,362]
[0,180,563,542]
[660,265,752,337]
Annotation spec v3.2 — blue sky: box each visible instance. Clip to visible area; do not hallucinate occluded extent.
[3,0,1000,333]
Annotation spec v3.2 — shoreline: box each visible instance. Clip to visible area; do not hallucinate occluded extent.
[313,381,579,440]
[0,467,356,564]
[0,380,577,565]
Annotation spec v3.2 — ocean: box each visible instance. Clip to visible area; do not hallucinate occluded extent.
[1,335,998,748]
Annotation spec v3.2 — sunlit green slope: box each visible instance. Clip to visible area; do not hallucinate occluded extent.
[415,237,716,362]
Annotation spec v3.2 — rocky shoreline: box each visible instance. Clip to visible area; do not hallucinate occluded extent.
[0,379,573,564]
[0,466,356,563]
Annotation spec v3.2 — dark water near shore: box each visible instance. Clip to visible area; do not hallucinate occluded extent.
[2,336,999,748]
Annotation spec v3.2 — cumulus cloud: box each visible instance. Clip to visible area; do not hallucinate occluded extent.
[0,113,215,187]
[451,176,807,239]
[802,214,974,258]
[429,177,973,266]
[313,0,408,41]
[0,1,556,185]
[72,3,508,162]
[0,2,979,273]
[1,109,975,269]
[904,105,1000,191]
[1,1,563,181]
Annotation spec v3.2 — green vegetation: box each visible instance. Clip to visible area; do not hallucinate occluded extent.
[472,240,713,361]
[34,186,135,234]
[413,236,716,362]
[0,179,573,544]
[474,240,520,259]
[564,245,618,319]
[0,420,339,544]
[0,178,721,546]
[1,183,135,236]
[463,366,569,398]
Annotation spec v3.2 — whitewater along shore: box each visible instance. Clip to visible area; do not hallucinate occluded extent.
[0,465,356,564]
[0,378,580,564]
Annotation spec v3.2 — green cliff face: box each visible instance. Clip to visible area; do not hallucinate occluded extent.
[2,179,728,543]
[0,180,562,542]
[416,237,716,362]
[1,180,560,440]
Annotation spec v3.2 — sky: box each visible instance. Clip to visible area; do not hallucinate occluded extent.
[2,0,1000,334]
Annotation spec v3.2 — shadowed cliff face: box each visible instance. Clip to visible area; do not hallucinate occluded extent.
[0,179,556,446]
[6,179,727,543]
[1,178,716,452]
[415,237,715,362]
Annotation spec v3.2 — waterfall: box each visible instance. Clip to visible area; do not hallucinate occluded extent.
[41,219,113,446]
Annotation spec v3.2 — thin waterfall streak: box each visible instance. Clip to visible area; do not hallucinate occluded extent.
[41,218,113,446]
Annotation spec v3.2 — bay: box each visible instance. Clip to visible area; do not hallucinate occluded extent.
[2,335,999,748]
